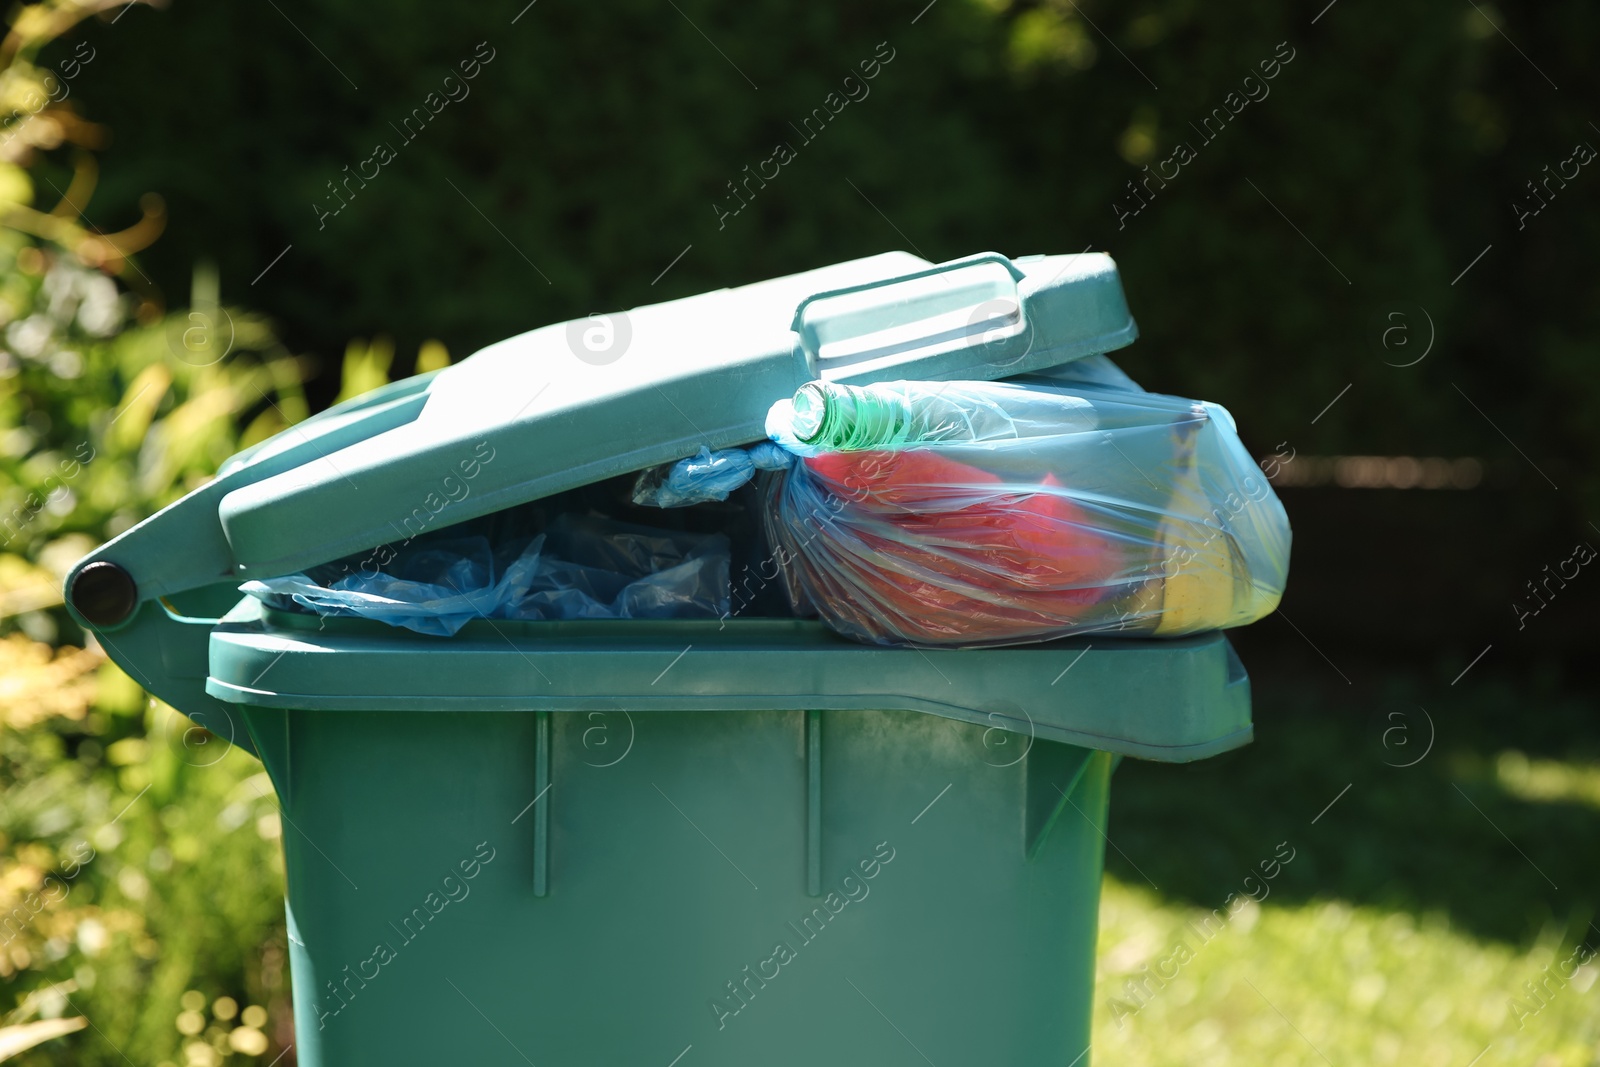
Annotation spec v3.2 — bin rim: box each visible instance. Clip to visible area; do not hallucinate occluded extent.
[204,602,1252,763]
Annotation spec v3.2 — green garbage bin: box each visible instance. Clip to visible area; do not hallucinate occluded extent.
[66,250,1255,1066]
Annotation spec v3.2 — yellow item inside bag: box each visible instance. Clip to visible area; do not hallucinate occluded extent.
[1140,403,1284,635]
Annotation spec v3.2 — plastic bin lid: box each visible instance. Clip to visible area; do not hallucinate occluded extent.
[214,250,1135,580]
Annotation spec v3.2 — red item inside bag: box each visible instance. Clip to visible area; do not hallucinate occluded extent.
[776,450,1130,645]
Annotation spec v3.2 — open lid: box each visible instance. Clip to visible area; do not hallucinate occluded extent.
[216,250,1135,579]
[62,250,1137,749]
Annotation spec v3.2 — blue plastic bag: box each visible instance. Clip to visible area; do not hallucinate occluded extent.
[243,515,730,636]
[507,514,732,621]
[631,442,792,508]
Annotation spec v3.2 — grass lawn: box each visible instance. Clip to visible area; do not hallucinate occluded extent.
[1094,878,1597,1066]
[1090,640,1600,1065]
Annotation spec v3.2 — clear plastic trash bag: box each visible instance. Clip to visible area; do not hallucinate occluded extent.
[242,514,730,637]
[761,373,1290,648]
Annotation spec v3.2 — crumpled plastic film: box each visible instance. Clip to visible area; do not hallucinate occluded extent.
[762,376,1290,648]
[631,442,793,508]
[242,514,730,637]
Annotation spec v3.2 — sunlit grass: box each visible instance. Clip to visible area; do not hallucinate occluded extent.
[1094,876,1600,1067]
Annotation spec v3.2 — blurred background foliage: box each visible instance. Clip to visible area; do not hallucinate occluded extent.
[0,0,1596,1063]
[3,4,305,1063]
[52,0,1600,656]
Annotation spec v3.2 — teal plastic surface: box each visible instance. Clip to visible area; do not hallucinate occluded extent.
[251,703,1114,1066]
[214,597,1245,1066]
[208,605,1250,762]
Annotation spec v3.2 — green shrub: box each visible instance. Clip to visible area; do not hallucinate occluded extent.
[4,7,304,1061]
